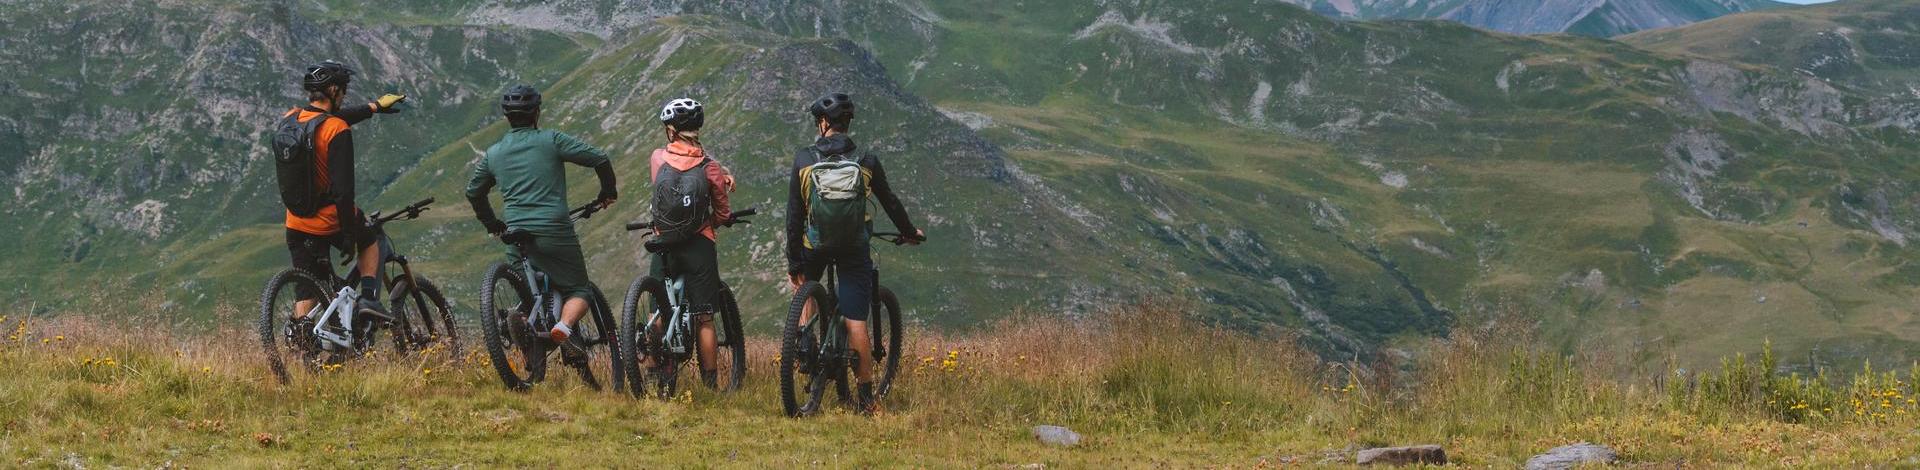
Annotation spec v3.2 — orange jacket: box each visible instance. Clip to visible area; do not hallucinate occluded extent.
[282,108,352,235]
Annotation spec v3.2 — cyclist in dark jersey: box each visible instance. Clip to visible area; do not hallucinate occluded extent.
[784,93,925,411]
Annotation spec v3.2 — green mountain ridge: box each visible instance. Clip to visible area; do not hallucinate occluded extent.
[7,0,1920,367]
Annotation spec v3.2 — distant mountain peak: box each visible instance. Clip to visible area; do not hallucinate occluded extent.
[1283,0,1785,36]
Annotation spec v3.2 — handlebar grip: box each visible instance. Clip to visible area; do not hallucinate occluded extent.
[732,207,758,218]
[625,222,652,231]
[414,197,435,208]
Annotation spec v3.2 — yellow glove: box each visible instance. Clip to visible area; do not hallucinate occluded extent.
[374,93,407,113]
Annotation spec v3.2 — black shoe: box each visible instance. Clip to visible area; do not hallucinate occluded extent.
[356,298,394,324]
[701,369,719,389]
[855,382,876,415]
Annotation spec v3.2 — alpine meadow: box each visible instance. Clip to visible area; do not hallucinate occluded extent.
[7,0,1920,467]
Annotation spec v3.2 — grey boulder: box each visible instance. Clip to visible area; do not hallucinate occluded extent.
[1356,445,1447,466]
[1525,442,1619,470]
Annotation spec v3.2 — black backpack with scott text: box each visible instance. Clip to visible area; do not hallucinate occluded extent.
[271,110,331,217]
[650,157,713,244]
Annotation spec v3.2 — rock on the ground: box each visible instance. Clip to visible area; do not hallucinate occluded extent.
[1525,442,1619,470]
[1356,445,1446,466]
[1032,425,1082,447]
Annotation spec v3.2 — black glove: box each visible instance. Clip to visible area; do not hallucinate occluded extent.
[597,189,618,207]
[643,238,669,254]
[480,218,507,236]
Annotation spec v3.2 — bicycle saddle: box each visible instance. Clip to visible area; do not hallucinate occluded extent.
[500,229,534,245]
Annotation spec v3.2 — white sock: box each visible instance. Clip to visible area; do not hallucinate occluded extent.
[551,322,573,338]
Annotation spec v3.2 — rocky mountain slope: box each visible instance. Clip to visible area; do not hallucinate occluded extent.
[7,0,1920,366]
[1278,0,1785,36]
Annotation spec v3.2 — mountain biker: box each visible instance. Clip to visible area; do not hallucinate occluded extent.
[279,60,408,335]
[642,98,738,389]
[785,92,925,411]
[464,84,618,345]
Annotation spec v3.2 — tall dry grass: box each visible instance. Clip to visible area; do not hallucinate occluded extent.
[5,300,1920,466]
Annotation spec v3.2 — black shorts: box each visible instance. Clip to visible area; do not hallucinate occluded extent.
[648,236,722,314]
[285,228,373,298]
[798,246,875,322]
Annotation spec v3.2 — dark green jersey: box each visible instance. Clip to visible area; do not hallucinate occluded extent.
[464,128,611,237]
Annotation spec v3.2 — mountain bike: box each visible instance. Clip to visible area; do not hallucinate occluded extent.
[778,232,915,417]
[477,203,624,392]
[618,208,756,399]
[258,198,458,385]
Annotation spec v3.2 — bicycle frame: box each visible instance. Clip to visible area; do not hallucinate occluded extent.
[304,198,436,351]
[644,277,695,355]
[304,284,364,351]
[509,241,563,335]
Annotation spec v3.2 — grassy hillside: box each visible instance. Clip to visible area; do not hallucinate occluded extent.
[8,0,1920,370]
[1624,0,1920,94]
[7,305,1920,466]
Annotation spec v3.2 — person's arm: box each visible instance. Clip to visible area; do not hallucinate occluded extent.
[865,155,919,238]
[326,125,367,241]
[335,103,376,126]
[464,155,505,234]
[708,159,735,226]
[337,94,406,125]
[555,133,617,204]
[785,150,810,276]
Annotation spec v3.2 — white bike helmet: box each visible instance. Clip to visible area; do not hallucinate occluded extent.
[660,98,704,130]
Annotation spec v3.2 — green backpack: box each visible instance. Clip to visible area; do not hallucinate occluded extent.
[804,152,870,250]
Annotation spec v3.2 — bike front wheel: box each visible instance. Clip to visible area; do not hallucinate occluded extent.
[479,262,545,391]
[781,282,836,417]
[390,273,459,358]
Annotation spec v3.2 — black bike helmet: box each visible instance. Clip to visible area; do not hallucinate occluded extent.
[302,60,355,92]
[808,92,855,122]
[501,84,542,115]
[659,98,704,131]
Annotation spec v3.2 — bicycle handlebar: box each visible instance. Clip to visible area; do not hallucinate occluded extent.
[870,231,925,246]
[372,198,435,225]
[568,202,605,222]
[625,206,758,233]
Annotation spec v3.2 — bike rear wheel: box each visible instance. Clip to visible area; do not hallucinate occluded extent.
[871,286,904,401]
[698,282,748,393]
[258,268,328,385]
[390,273,460,358]
[620,276,670,398]
[479,262,546,391]
[781,282,837,417]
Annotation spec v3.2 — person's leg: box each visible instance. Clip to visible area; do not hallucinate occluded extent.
[349,229,387,317]
[835,249,877,385]
[680,238,723,386]
[285,229,326,320]
[531,235,593,341]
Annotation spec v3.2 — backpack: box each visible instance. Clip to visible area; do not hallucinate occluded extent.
[804,151,870,250]
[271,110,331,217]
[650,158,713,244]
